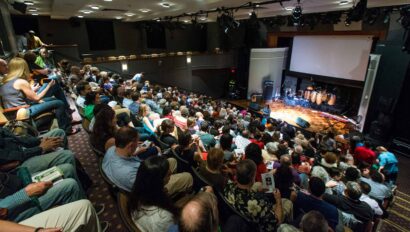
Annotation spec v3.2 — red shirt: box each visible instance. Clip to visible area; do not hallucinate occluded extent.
[255,163,267,182]
[354,146,376,164]
[249,139,264,149]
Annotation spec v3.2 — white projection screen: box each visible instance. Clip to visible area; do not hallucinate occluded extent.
[290,36,373,81]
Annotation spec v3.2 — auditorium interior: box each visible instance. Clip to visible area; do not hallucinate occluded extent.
[0,0,410,232]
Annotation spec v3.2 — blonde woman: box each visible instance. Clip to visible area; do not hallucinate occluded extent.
[0,57,79,134]
[138,104,156,135]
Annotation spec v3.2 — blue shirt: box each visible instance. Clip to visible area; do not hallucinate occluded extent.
[102,146,141,192]
[360,177,392,200]
[132,73,142,82]
[378,151,398,174]
[122,98,133,108]
[128,102,140,115]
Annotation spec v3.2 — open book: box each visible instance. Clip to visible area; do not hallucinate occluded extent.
[261,172,275,193]
[32,166,64,185]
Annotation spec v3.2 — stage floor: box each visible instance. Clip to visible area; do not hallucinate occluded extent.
[227,99,351,135]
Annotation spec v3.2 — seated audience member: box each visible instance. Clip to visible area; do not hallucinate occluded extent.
[128,92,141,115]
[162,105,174,120]
[0,170,84,222]
[354,141,376,165]
[0,57,78,134]
[263,142,279,162]
[144,92,160,114]
[84,92,101,121]
[1,200,101,232]
[235,130,251,150]
[90,104,117,152]
[274,155,298,199]
[219,133,234,161]
[198,148,228,191]
[122,89,133,108]
[223,159,283,232]
[129,156,178,232]
[175,131,203,169]
[375,146,398,186]
[68,65,81,86]
[300,211,331,232]
[323,181,374,226]
[245,143,266,183]
[360,171,392,202]
[175,188,218,232]
[328,168,346,196]
[359,181,383,217]
[75,80,92,109]
[293,177,340,231]
[138,104,156,135]
[35,47,52,69]
[159,119,178,148]
[0,58,7,80]
[0,126,83,186]
[101,76,112,93]
[186,117,197,135]
[102,127,191,193]
[197,121,216,149]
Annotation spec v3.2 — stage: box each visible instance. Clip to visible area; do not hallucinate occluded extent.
[227,99,352,135]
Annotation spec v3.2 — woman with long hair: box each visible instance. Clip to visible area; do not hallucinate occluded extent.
[138,104,156,134]
[129,156,177,232]
[83,91,100,121]
[90,104,117,152]
[0,57,78,134]
[159,119,177,147]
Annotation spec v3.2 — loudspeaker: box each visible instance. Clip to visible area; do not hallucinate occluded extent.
[296,117,310,128]
[263,81,274,101]
[12,2,27,14]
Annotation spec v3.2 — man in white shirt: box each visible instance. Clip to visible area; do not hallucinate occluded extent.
[75,81,91,108]
[132,72,144,83]
[359,181,383,216]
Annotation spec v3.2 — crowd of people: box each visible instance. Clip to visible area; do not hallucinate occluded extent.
[0,43,400,232]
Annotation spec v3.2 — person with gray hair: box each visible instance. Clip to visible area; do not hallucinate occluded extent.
[300,211,329,232]
[323,181,374,225]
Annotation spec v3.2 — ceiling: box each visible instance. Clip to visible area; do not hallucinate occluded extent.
[10,0,410,22]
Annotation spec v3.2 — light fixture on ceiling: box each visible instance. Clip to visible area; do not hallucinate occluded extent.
[186,56,191,64]
[83,10,93,14]
[78,15,84,18]
[285,7,294,11]
[121,61,128,72]
[90,6,100,10]
[139,9,151,13]
[28,8,37,12]
[103,0,112,1]
[183,19,189,23]
[125,12,135,17]
[24,1,34,6]
[115,16,122,19]
[31,13,38,16]
[159,2,172,8]
[339,0,350,5]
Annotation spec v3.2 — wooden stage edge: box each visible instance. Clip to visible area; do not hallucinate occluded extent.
[225,99,352,135]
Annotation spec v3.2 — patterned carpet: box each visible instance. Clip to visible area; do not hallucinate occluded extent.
[68,126,410,232]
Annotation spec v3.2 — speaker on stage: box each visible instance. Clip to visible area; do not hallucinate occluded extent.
[263,80,274,101]
[296,117,310,128]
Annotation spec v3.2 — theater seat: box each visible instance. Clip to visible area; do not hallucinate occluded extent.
[117,191,141,232]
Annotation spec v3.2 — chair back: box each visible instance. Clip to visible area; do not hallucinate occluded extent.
[89,136,105,158]
[190,166,212,193]
[117,191,142,232]
[170,148,191,173]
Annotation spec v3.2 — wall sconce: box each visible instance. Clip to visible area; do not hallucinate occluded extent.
[186,56,191,64]
[121,61,128,72]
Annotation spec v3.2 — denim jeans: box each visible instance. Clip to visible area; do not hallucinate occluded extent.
[38,83,69,108]
[29,97,71,132]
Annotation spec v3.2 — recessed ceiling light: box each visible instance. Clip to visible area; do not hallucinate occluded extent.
[90,5,100,10]
[248,12,252,16]
[139,9,151,13]
[78,15,84,18]
[159,2,172,8]
[199,17,207,21]
[24,1,34,6]
[183,20,189,23]
[285,7,294,11]
[31,13,38,16]
[115,16,122,19]
[82,10,93,14]
[339,0,350,5]
[103,0,112,1]
[124,12,135,17]
[28,8,37,12]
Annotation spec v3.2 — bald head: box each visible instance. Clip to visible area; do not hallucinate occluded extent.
[180,192,218,232]
[0,59,8,75]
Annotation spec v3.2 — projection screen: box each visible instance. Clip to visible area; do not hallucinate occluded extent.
[289,36,373,81]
